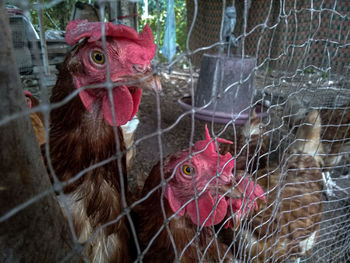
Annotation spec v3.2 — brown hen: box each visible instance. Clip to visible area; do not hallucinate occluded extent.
[233,110,324,262]
[134,126,265,263]
[320,102,350,168]
[47,20,160,263]
[24,90,46,146]
[220,109,268,173]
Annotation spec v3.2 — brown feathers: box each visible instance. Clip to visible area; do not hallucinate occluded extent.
[221,109,268,172]
[29,113,45,146]
[48,52,131,263]
[24,92,46,146]
[48,20,160,261]
[320,102,350,167]
[233,110,324,262]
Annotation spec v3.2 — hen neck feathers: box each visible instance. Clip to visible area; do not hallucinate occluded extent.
[49,56,126,193]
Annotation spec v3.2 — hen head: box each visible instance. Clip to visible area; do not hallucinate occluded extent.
[163,126,265,228]
[65,20,160,126]
[24,90,34,109]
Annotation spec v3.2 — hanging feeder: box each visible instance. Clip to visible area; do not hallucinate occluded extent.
[178,54,266,124]
[178,4,266,124]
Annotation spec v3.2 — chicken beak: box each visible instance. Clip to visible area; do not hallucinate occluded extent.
[232,216,241,231]
[218,182,243,199]
[139,72,162,92]
[115,69,162,93]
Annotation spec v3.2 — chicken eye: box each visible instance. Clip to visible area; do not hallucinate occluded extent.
[91,51,105,64]
[182,165,193,176]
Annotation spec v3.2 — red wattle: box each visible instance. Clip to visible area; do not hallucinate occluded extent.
[102,85,133,126]
[164,186,186,216]
[78,88,94,113]
[186,192,228,227]
[131,88,142,118]
[76,77,142,126]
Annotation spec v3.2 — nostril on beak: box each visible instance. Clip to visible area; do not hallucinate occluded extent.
[133,64,151,74]
[215,182,242,199]
[132,64,144,73]
[226,185,243,199]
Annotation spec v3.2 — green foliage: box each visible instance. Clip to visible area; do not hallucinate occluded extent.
[19,0,188,55]
[29,0,77,30]
[321,70,329,79]
[303,67,316,75]
[174,1,187,52]
[138,0,168,13]
[138,0,187,58]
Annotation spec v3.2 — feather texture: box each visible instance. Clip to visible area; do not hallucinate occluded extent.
[45,20,160,262]
[48,51,131,262]
[230,110,324,262]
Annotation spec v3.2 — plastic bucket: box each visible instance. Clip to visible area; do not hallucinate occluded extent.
[194,54,256,115]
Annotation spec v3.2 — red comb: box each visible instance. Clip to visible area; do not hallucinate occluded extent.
[65,20,155,51]
[24,90,32,97]
[204,125,232,145]
[194,125,233,155]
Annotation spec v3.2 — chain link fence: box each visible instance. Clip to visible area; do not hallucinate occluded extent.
[1,0,350,262]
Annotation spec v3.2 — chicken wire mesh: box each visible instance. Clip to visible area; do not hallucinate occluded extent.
[1,0,350,263]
